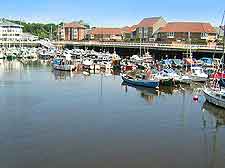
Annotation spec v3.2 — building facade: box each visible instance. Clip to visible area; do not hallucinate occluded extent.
[135,17,167,42]
[121,26,137,40]
[90,28,124,41]
[0,19,23,41]
[58,22,86,41]
[158,22,217,44]
[21,33,38,41]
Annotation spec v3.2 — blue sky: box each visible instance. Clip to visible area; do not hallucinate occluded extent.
[1,0,224,27]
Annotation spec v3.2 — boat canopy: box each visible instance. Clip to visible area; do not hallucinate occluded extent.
[53,58,63,65]
[163,69,174,73]
[161,59,172,65]
[210,73,225,79]
[172,59,182,65]
[200,57,213,64]
[131,55,142,61]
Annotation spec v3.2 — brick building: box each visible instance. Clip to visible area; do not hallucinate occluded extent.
[158,22,217,44]
[58,22,86,41]
[135,17,167,42]
[90,28,124,41]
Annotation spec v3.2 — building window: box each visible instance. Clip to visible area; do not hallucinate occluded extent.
[139,28,142,34]
[167,32,175,38]
[201,32,208,39]
[144,27,148,33]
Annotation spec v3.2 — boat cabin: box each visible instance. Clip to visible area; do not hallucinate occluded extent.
[200,57,213,66]
[191,67,204,74]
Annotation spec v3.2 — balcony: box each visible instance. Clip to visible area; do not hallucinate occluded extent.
[167,36,175,39]
[201,33,208,40]
[201,36,208,40]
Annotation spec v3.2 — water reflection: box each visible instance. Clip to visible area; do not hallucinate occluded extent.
[0,60,225,168]
[0,59,51,72]
[52,70,73,80]
[0,59,24,72]
[121,81,200,103]
[202,101,225,128]
[121,81,159,104]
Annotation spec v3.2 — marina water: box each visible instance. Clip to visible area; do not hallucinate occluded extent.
[0,60,225,168]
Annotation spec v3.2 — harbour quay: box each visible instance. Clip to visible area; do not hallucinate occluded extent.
[53,41,224,58]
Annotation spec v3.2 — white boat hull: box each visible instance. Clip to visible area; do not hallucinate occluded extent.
[203,89,225,109]
[179,78,192,85]
[191,76,208,82]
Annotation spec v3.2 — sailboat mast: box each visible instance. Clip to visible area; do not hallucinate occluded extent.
[50,25,53,41]
[139,37,142,56]
[19,19,21,48]
[222,23,225,74]
[188,32,192,69]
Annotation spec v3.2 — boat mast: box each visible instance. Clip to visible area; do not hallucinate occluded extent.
[213,12,225,61]
[188,32,192,69]
[19,19,21,48]
[139,36,142,57]
[50,25,53,41]
[222,23,225,75]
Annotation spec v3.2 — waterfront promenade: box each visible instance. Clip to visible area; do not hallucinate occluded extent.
[53,41,223,53]
[0,40,223,53]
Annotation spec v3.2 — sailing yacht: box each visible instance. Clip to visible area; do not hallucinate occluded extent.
[203,13,225,109]
[203,88,225,108]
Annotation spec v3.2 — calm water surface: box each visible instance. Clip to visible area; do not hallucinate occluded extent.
[0,60,225,168]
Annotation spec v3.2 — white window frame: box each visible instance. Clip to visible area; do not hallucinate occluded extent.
[139,28,142,34]
[167,32,175,38]
[201,32,208,39]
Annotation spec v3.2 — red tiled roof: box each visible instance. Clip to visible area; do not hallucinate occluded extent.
[121,25,136,33]
[64,22,85,29]
[137,17,161,28]
[160,22,216,33]
[131,25,137,30]
[91,28,123,35]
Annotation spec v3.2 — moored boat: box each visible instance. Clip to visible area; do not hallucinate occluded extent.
[190,67,208,82]
[203,87,225,109]
[52,58,76,71]
[121,74,159,88]
[82,59,93,70]
[203,14,225,109]
[176,75,192,85]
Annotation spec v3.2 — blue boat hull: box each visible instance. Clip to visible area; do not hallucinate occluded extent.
[122,76,159,88]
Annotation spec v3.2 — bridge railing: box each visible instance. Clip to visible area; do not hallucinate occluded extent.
[53,41,223,50]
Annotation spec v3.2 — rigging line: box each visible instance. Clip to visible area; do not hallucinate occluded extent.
[213,10,225,59]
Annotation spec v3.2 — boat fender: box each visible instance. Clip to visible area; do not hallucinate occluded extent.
[193,95,199,101]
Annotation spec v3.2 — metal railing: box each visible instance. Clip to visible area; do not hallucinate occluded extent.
[54,41,223,50]
[0,40,221,51]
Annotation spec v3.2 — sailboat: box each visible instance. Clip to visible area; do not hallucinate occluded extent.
[203,88,225,108]
[203,13,225,109]
[185,32,208,82]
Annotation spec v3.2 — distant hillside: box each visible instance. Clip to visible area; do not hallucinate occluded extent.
[7,19,57,39]
[7,19,90,40]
